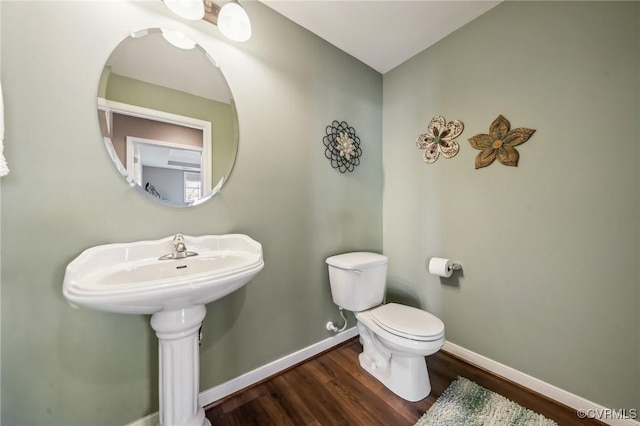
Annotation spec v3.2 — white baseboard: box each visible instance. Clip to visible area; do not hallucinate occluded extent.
[442,341,640,426]
[125,412,158,426]
[125,327,358,426]
[199,326,358,406]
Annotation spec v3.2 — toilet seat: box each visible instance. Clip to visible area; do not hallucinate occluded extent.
[370,303,444,341]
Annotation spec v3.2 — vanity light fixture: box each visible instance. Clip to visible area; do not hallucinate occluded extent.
[163,0,205,21]
[162,0,252,42]
[204,0,252,42]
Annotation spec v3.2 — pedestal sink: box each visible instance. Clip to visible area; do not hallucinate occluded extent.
[63,234,264,426]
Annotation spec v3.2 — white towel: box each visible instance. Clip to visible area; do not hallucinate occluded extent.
[0,81,10,176]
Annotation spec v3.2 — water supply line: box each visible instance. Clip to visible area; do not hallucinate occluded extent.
[326,308,348,333]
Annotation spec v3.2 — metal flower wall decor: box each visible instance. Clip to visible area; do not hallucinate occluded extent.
[323,120,362,173]
[469,115,535,169]
[417,116,464,163]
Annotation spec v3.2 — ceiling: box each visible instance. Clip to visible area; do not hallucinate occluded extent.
[258,0,501,74]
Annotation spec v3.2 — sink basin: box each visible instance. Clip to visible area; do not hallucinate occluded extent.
[63,234,264,314]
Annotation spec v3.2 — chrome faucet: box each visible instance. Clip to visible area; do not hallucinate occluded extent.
[159,233,199,260]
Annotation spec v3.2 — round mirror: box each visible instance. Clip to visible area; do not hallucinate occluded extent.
[98,28,238,207]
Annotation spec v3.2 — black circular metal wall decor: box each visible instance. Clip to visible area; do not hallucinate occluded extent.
[323,120,362,173]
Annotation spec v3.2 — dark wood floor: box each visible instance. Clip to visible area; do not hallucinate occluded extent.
[205,338,603,425]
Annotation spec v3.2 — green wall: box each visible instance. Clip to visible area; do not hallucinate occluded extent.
[0,1,382,425]
[2,1,639,425]
[0,2,3,423]
[104,73,237,187]
[383,1,639,410]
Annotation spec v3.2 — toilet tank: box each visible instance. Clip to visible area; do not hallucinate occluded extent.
[326,252,388,312]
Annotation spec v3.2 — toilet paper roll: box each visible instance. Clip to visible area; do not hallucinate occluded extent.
[429,257,453,278]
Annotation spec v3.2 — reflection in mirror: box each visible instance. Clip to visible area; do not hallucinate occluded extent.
[98,28,238,207]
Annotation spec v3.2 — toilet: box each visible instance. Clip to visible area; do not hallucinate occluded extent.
[326,252,445,402]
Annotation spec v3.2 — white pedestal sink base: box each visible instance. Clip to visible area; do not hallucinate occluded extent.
[151,305,211,426]
[63,234,265,426]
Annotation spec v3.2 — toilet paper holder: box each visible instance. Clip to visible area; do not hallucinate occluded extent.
[428,257,462,278]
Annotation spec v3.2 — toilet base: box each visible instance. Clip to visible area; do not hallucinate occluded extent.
[358,347,431,402]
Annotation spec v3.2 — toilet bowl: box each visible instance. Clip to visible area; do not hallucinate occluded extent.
[355,303,444,401]
[326,252,445,402]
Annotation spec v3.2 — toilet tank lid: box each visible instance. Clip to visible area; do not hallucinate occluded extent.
[326,252,388,269]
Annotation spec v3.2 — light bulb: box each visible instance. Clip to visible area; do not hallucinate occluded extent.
[161,29,197,50]
[217,1,252,42]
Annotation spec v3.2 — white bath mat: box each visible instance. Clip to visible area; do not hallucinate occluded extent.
[415,376,558,426]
